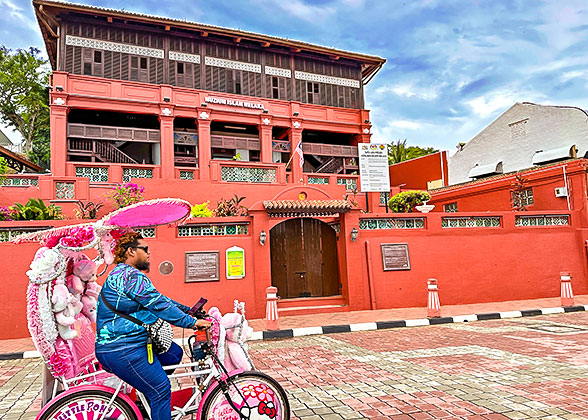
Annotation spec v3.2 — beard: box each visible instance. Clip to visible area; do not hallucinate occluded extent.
[136,260,150,272]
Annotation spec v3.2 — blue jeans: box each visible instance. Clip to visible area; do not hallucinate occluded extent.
[97,342,183,420]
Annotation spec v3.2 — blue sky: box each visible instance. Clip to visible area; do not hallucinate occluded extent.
[2,0,588,155]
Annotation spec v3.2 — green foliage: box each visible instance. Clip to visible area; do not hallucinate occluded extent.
[0,46,50,159]
[0,157,7,183]
[387,139,438,165]
[9,198,63,220]
[232,153,242,161]
[388,190,431,213]
[191,201,213,218]
[109,183,145,209]
[510,174,528,211]
[214,195,248,217]
[74,200,104,219]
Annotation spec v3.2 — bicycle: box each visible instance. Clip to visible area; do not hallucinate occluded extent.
[16,199,289,419]
[35,301,290,420]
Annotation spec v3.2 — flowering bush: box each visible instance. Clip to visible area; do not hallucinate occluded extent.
[110,183,145,209]
[0,206,12,221]
[191,201,213,218]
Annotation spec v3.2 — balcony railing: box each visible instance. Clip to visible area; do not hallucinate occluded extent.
[68,123,160,143]
[211,135,260,151]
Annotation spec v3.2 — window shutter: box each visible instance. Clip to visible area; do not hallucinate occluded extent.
[185,63,194,88]
[130,56,138,81]
[65,45,74,73]
[83,48,92,75]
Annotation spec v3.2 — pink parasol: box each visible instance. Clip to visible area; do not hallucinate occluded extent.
[100,198,192,228]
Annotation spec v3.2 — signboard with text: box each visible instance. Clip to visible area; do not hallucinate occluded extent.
[358,143,390,192]
[226,246,245,279]
[185,251,220,282]
[381,243,411,271]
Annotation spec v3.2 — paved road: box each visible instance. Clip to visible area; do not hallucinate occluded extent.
[4,312,588,419]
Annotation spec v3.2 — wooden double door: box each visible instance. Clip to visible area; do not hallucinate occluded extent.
[270,218,340,298]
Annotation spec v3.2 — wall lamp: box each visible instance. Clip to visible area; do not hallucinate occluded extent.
[200,102,207,107]
[293,111,299,116]
[263,109,269,114]
[55,85,64,92]
[163,96,171,102]
[350,227,358,242]
[364,119,370,124]
[259,230,267,246]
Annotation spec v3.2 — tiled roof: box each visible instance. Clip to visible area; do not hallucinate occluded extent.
[34,0,385,78]
[264,200,351,217]
[431,158,582,194]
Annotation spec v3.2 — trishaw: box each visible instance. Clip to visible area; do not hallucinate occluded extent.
[15,198,290,420]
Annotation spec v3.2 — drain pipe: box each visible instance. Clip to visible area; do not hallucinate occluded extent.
[563,165,570,211]
[365,240,377,310]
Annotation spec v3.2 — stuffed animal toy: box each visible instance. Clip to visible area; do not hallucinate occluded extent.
[81,282,101,323]
[222,311,254,372]
[73,260,97,283]
[55,303,78,340]
[51,278,71,313]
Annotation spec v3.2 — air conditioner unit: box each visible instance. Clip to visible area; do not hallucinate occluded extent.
[555,187,568,197]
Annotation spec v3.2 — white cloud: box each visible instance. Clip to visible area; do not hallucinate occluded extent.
[374,83,441,101]
[560,70,588,83]
[271,0,336,22]
[387,120,422,130]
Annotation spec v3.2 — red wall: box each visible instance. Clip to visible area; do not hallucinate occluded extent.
[359,211,588,309]
[389,151,448,189]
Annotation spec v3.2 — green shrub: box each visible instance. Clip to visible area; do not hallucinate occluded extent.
[191,201,213,218]
[388,190,431,213]
[10,198,63,220]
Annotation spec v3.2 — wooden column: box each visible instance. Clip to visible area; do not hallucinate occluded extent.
[197,111,212,181]
[159,109,175,180]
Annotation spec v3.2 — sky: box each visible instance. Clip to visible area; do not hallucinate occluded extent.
[2,0,588,156]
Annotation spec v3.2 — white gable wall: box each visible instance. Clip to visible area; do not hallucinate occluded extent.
[448,102,588,185]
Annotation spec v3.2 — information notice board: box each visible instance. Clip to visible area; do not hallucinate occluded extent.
[358,143,391,192]
[185,251,220,282]
[381,243,411,271]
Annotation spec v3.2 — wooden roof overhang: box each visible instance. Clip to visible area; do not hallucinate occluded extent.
[32,0,385,82]
[0,145,43,173]
[264,200,351,218]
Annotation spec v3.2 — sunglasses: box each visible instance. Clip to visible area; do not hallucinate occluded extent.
[134,245,149,253]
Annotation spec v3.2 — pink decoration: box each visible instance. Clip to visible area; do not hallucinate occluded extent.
[101,198,191,228]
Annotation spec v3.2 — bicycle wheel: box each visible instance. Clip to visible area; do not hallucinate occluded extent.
[199,371,290,420]
[37,388,141,420]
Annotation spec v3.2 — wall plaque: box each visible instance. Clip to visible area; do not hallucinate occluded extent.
[185,251,220,282]
[159,261,174,275]
[381,243,411,271]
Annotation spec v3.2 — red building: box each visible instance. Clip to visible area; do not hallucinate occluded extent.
[0,0,587,339]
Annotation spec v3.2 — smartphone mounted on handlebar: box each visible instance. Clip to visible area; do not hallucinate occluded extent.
[189,297,208,318]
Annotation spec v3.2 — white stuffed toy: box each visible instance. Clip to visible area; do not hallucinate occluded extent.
[221,302,254,372]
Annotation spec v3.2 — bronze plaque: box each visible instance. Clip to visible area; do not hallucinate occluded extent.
[381,243,411,271]
[159,261,174,275]
[185,251,220,282]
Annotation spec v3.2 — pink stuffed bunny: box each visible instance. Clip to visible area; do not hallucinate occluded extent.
[222,311,253,372]
[81,282,101,323]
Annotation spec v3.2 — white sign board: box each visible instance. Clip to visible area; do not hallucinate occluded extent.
[358,143,390,192]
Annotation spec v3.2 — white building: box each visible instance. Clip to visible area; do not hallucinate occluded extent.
[448,102,588,185]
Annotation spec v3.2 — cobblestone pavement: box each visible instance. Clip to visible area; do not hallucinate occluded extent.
[5,312,588,419]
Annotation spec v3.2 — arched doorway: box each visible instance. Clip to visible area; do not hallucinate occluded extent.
[270,218,340,298]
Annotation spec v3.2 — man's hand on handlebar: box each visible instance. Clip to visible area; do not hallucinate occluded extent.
[193,319,211,331]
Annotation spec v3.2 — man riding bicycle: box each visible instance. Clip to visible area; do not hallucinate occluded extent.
[96,232,211,420]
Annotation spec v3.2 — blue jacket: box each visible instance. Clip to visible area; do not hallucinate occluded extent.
[95,263,196,353]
